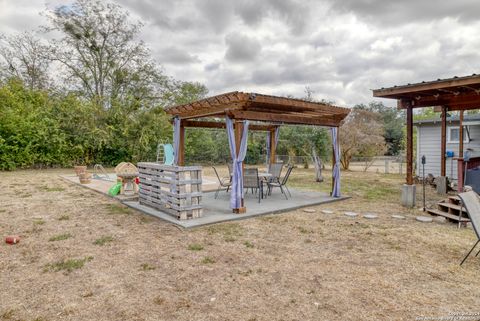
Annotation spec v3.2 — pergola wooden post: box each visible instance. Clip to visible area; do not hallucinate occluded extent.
[373,74,480,205]
[268,127,277,164]
[166,91,350,214]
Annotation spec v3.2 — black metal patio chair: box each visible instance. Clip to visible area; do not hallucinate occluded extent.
[243,168,263,203]
[267,165,293,200]
[267,162,284,185]
[212,166,231,199]
[227,162,233,179]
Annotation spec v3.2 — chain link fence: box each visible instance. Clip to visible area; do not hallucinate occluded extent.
[274,155,407,174]
[348,156,406,174]
[188,151,406,175]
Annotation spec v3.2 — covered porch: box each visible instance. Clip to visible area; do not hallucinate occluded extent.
[373,74,480,207]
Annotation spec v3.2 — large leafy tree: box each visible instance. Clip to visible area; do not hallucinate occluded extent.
[339,108,387,170]
[44,0,169,108]
[355,102,405,156]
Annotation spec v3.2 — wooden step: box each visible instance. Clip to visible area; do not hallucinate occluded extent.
[427,208,470,222]
[448,195,461,203]
[437,201,467,213]
[448,195,460,202]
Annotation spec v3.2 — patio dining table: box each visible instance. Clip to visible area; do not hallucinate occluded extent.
[229,171,272,178]
[258,172,272,179]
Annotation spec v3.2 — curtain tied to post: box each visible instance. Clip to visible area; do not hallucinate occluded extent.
[173,116,181,165]
[226,117,249,209]
[331,127,341,197]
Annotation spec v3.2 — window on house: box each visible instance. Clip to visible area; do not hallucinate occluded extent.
[447,126,469,143]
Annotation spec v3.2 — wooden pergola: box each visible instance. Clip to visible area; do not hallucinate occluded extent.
[373,74,480,204]
[166,91,350,213]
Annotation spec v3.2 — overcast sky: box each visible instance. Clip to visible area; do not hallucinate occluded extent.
[1,0,480,107]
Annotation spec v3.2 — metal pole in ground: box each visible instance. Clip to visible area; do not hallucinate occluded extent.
[463,150,471,192]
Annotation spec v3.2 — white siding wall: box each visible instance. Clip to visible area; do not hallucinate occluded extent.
[416,123,480,180]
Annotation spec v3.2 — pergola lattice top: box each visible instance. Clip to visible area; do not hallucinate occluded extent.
[372,74,480,110]
[166,91,350,127]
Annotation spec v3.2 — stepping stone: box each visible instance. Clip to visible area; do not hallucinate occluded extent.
[392,214,406,220]
[303,208,316,213]
[416,216,433,223]
[344,212,358,217]
[321,210,334,214]
[363,213,378,219]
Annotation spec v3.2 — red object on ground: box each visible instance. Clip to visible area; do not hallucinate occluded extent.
[135,177,140,185]
[5,236,20,244]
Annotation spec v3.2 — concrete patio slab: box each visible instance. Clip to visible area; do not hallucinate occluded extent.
[61,173,349,228]
[123,189,349,228]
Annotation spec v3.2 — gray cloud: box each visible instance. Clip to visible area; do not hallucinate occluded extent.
[195,0,234,33]
[234,0,264,26]
[224,32,261,62]
[270,0,309,34]
[328,0,480,25]
[233,0,310,34]
[157,46,200,64]
[204,62,221,72]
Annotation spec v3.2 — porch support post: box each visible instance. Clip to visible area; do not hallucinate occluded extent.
[402,104,416,207]
[440,106,447,177]
[457,110,465,192]
[459,110,464,158]
[406,106,414,185]
[233,120,246,214]
[437,106,448,194]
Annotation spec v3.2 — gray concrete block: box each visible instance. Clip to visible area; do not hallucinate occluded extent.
[401,184,416,208]
[436,176,447,195]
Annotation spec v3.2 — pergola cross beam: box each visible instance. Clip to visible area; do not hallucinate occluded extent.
[182,120,277,131]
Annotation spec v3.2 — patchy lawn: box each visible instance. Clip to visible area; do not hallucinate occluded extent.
[0,168,479,321]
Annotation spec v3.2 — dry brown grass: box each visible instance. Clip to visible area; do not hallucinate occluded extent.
[0,168,479,321]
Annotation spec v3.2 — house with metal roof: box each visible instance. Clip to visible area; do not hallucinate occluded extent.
[415,114,480,181]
